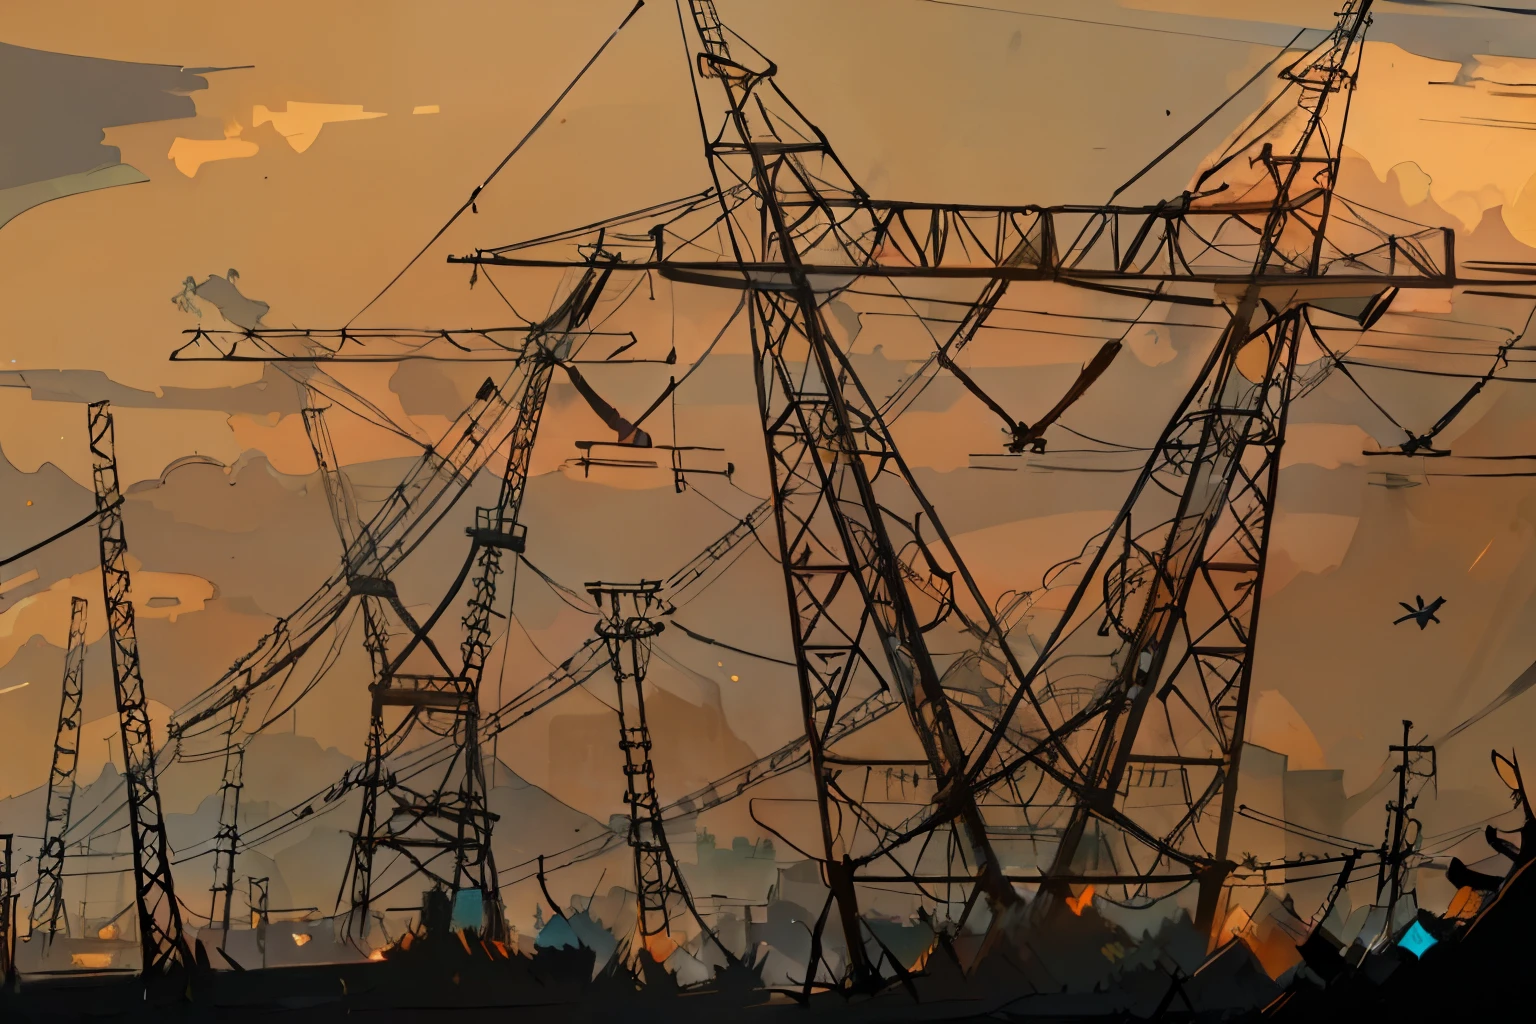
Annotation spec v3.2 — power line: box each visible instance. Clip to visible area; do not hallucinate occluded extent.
[345,0,647,327]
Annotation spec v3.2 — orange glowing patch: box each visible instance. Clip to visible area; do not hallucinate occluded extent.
[1066,885,1094,916]
[167,123,259,177]
[254,102,386,153]
[1446,885,1484,921]
[642,933,678,963]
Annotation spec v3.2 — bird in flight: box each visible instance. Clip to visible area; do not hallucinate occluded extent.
[1394,595,1446,630]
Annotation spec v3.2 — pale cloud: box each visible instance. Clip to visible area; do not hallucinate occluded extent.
[253,102,386,153]
[1346,44,1536,243]
[167,122,260,178]
[1391,160,1432,207]
[0,391,244,488]
[0,569,39,597]
[412,104,440,115]
[0,563,215,670]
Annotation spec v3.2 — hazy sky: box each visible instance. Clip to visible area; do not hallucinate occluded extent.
[5,2,1536,921]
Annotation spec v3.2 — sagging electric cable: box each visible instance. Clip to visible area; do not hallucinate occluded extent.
[347,0,648,326]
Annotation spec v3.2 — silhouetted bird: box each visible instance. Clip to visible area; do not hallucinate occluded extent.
[1393,594,1445,629]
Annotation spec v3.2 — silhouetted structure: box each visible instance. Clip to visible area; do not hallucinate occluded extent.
[89,400,191,981]
[31,596,87,944]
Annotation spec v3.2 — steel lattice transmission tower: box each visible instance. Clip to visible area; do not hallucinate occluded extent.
[662,0,1040,981]
[918,0,1451,943]
[589,581,695,961]
[31,596,89,944]
[163,313,607,943]
[207,696,245,940]
[457,2,1127,981]
[339,260,617,939]
[982,0,1397,931]
[208,368,407,939]
[454,0,1451,982]
[89,400,191,980]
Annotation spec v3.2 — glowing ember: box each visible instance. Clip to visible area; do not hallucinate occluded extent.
[642,932,678,963]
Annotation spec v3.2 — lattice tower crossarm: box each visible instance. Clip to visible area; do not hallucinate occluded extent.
[88,400,190,979]
[31,596,88,943]
[169,332,558,741]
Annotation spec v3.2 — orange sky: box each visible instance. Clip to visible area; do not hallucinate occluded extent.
[6,1,1536,926]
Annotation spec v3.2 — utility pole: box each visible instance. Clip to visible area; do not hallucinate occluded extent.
[32,597,88,945]
[88,400,191,982]
[249,877,269,969]
[1,834,16,988]
[1382,720,1435,922]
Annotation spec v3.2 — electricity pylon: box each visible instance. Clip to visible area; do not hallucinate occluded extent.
[89,401,191,981]
[31,596,88,944]
[456,0,1456,977]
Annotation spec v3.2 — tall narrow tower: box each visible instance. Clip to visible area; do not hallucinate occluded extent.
[89,400,190,980]
[589,581,691,962]
[31,596,89,944]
